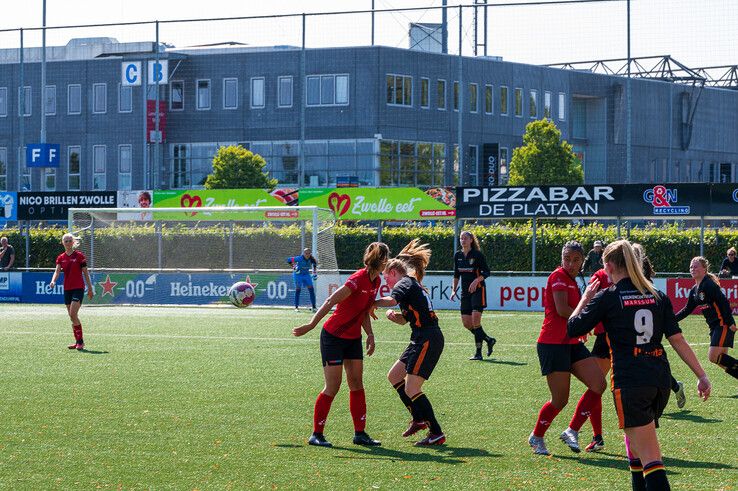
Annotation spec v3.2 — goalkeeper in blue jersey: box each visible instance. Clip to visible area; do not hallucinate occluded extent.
[287,248,319,312]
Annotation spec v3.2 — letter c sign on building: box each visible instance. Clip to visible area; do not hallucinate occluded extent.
[121,62,142,86]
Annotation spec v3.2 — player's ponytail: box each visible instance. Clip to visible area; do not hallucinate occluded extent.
[392,239,431,283]
[693,256,720,286]
[631,242,655,282]
[603,240,659,298]
[460,231,480,251]
[363,242,390,275]
[61,232,80,249]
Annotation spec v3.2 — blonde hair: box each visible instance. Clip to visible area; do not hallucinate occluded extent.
[603,240,659,298]
[728,247,737,256]
[386,239,432,283]
[460,231,480,251]
[693,256,720,286]
[363,242,390,275]
[62,233,81,249]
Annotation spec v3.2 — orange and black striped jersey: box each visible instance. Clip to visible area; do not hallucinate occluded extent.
[390,276,439,332]
[453,249,490,294]
[674,276,735,331]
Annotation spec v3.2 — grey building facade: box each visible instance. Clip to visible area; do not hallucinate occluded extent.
[0,38,737,192]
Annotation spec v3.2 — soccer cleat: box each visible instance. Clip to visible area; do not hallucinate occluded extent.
[584,435,605,453]
[528,433,550,456]
[76,343,85,351]
[415,433,446,446]
[311,307,317,313]
[308,433,333,447]
[675,381,687,409]
[353,431,381,446]
[294,308,300,313]
[68,343,78,349]
[402,420,428,438]
[469,353,483,361]
[559,428,581,453]
[486,337,497,357]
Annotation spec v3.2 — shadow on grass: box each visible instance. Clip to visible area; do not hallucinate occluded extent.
[331,444,501,464]
[480,358,528,366]
[556,451,736,473]
[660,410,722,424]
[79,349,110,355]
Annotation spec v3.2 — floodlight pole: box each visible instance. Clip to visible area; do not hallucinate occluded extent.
[40,0,47,144]
[625,0,632,183]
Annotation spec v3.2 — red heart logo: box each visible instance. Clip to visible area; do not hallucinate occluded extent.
[180,193,202,216]
[327,192,351,217]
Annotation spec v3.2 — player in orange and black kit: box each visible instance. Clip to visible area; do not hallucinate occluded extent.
[374,239,446,445]
[569,240,710,491]
[292,242,390,448]
[675,256,738,381]
[451,231,495,360]
[49,233,95,350]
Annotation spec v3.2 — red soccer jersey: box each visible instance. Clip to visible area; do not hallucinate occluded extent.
[538,267,582,344]
[323,268,380,340]
[56,250,87,291]
[590,268,612,335]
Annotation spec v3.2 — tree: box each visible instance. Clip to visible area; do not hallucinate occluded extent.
[204,145,278,190]
[507,119,583,185]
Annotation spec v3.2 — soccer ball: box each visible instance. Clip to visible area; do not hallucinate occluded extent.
[228,281,256,308]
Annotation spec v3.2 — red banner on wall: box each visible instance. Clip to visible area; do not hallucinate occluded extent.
[146,100,167,143]
[666,278,738,315]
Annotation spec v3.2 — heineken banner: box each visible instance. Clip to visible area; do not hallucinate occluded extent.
[299,187,455,220]
[152,189,295,220]
[456,184,713,219]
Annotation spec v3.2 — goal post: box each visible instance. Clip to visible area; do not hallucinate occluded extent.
[67,206,339,307]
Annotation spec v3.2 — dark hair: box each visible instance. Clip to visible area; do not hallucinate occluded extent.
[562,240,584,258]
[631,243,655,281]
[363,242,390,274]
[386,239,432,282]
[460,231,480,251]
[139,191,152,202]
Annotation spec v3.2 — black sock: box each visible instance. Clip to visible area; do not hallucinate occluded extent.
[629,459,646,491]
[411,392,442,435]
[476,325,494,342]
[670,376,679,393]
[717,353,738,380]
[393,380,417,418]
[472,328,483,353]
[643,461,670,490]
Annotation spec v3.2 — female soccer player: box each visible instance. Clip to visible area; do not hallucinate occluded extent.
[451,230,496,360]
[568,240,711,491]
[292,242,389,448]
[374,239,446,446]
[287,248,318,312]
[528,241,606,456]
[675,256,738,381]
[49,233,95,350]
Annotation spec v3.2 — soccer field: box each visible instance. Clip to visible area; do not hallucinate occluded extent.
[1,305,735,490]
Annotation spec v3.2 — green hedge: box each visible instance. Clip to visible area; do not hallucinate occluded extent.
[2,223,736,273]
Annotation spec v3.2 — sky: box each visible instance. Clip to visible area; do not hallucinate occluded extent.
[1,0,736,69]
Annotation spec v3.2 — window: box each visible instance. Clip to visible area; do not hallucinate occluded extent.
[529,89,538,118]
[420,78,429,108]
[500,86,508,115]
[45,85,56,116]
[18,86,31,116]
[544,91,552,119]
[68,84,81,115]
[0,87,6,116]
[386,74,412,106]
[469,83,478,113]
[0,147,6,190]
[172,144,189,188]
[251,77,265,108]
[514,88,522,117]
[485,84,493,114]
[196,80,211,110]
[437,80,446,110]
[223,78,238,109]
[453,81,459,111]
[93,145,106,190]
[306,74,349,106]
[93,83,107,113]
[43,168,55,191]
[558,92,566,120]
[278,76,293,107]
[18,147,31,191]
[170,81,184,111]
[119,84,132,113]
[468,145,479,185]
[68,146,81,191]
[499,147,509,185]
[119,144,132,190]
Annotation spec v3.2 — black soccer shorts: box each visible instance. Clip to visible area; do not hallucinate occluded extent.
[64,288,85,306]
[613,386,670,429]
[460,287,487,315]
[320,328,363,366]
[537,342,592,376]
[399,329,444,380]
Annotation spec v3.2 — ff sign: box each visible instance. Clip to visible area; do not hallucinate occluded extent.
[121,61,142,86]
[26,144,61,168]
[148,60,168,85]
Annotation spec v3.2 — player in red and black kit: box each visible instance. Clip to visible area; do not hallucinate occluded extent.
[292,242,390,448]
[569,240,710,491]
[528,241,606,456]
[451,231,496,360]
[49,233,95,350]
[374,240,446,445]
[675,256,738,381]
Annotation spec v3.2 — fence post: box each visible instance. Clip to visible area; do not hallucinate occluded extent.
[532,218,537,273]
[156,221,162,271]
[228,222,234,270]
[700,217,705,257]
[377,220,383,242]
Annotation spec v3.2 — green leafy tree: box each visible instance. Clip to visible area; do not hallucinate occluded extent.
[508,119,583,185]
[204,145,278,190]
